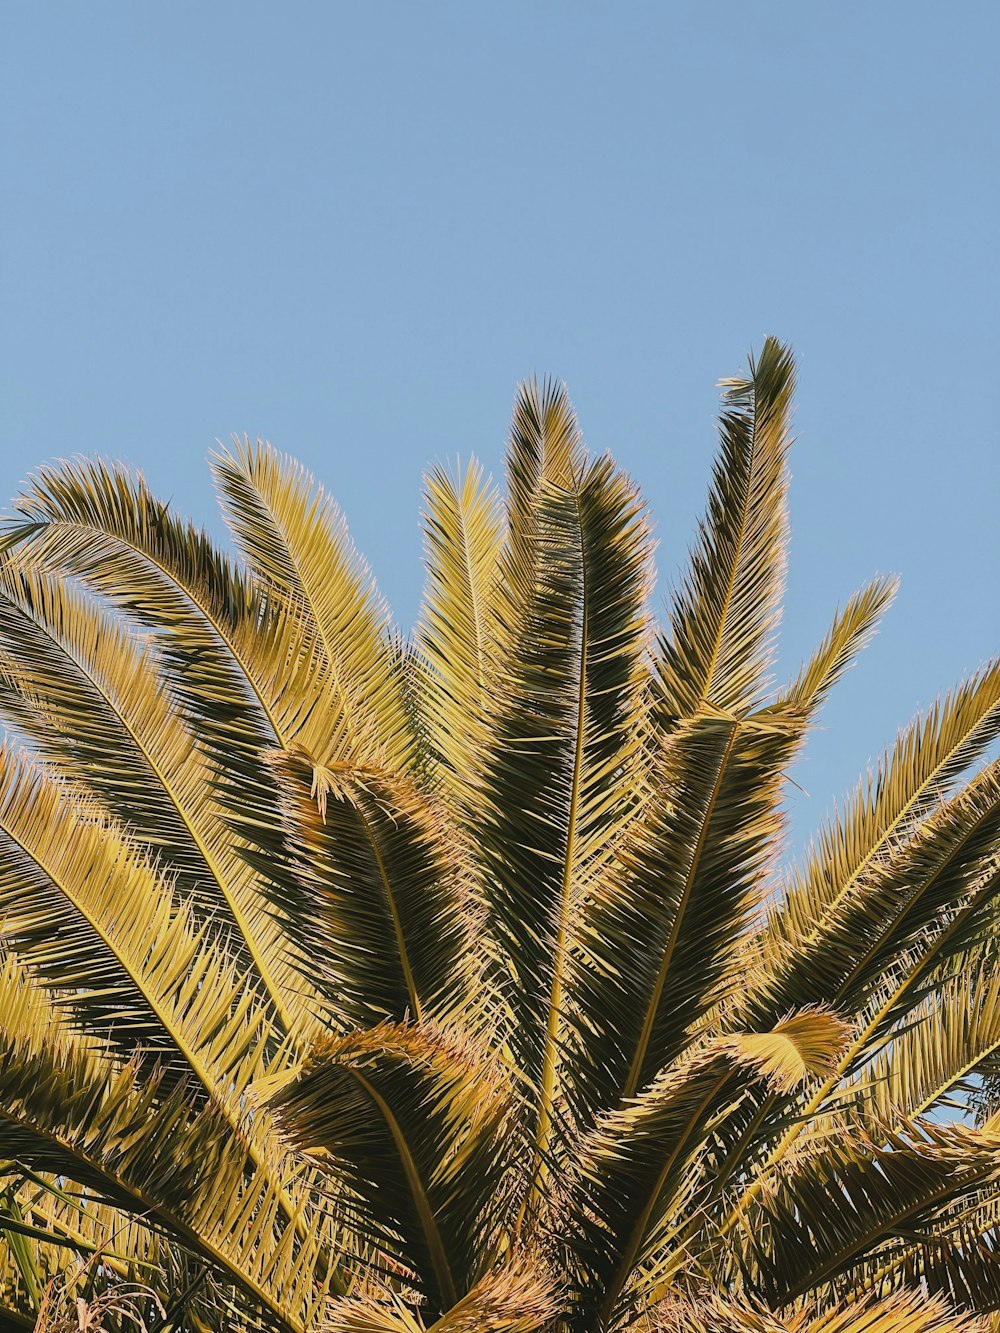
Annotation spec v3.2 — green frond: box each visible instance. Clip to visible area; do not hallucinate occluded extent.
[570,706,803,1111]
[2,457,354,786]
[501,376,584,610]
[730,1120,1000,1308]
[0,743,283,1096]
[856,1188,1000,1315]
[780,575,899,710]
[847,945,1000,1122]
[759,662,1000,994]
[564,1011,851,1327]
[470,454,655,1173]
[649,1289,987,1333]
[212,439,413,771]
[655,337,795,723]
[0,958,339,1330]
[0,557,307,1037]
[267,749,479,1030]
[414,460,505,800]
[271,1021,526,1313]
[760,759,1000,1069]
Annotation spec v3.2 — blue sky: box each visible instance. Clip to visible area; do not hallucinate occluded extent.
[2,2,997,852]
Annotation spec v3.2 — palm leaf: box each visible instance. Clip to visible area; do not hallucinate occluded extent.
[470,454,654,1177]
[0,557,305,1037]
[650,1290,987,1333]
[564,1010,850,1327]
[267,749,478,1030]
[758,663,1000,1012]
[655,337,795,724]
[212,439,412,771]
[271,1022,526,1313]
[779,576,898,711]
[569,706,803,1113]
[0,958,339,1330]
[414,460,505,801]
[731,1120,1000,1308]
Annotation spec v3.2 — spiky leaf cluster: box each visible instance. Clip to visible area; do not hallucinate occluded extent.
[0,341,997,1332]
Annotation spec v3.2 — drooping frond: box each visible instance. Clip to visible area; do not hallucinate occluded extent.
[271,1022,525,1313]
[212,439,413,771]
[849,946,1000,1121]
[0,556,305,1036]
[650,1289,987,1333]
[655,337,795,723]
[0,958,340,1330]
[564,1011,850,1328]
[267,749,479,1030]
[0,744,272,1090]
[728,1120,1000,1309]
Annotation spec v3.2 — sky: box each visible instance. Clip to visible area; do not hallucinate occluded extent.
[1,1,997,855]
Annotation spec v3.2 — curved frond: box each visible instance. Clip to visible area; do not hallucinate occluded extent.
[271,1022,526,1312]
[268,749,479,1030]
[212,439,413,771]
[730,1121,1000,1309]
[757,663,1000,1014]
[0,958,339,1329]
[564,1011,850,1327]
[0,557,304,1036]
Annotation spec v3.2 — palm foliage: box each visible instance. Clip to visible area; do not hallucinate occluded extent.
[0,340,997,1331]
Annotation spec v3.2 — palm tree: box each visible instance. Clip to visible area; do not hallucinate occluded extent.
[0,339,997,1332]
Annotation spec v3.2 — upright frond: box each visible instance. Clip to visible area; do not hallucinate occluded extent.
[656,337,795,722]
[471,455,655,1171]
[415,460,505,798]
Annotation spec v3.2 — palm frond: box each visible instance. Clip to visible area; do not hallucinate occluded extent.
[0,743,281,1095]
[470,454,654,1173]
[779,576,898,710]
[758,663,1000,1006]
[501,376,583,612]
[647,1289,987,1333]
[564,1011,850,1327]
[0,958,339,1329]
[414,460,505,801]
[271,1022,526,1313]
[730,1120,1000,1309]
[655,337,795,724]
[0,557,305,1037]
[267,749,479,1030]
[846,944,1000,1122]
[569,706,802,1112]
[212,439,413,771]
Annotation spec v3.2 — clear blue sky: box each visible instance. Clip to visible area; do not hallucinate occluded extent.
[2,2,997,852]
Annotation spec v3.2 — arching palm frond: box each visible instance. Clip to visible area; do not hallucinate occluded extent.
[0,343,996,1331]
